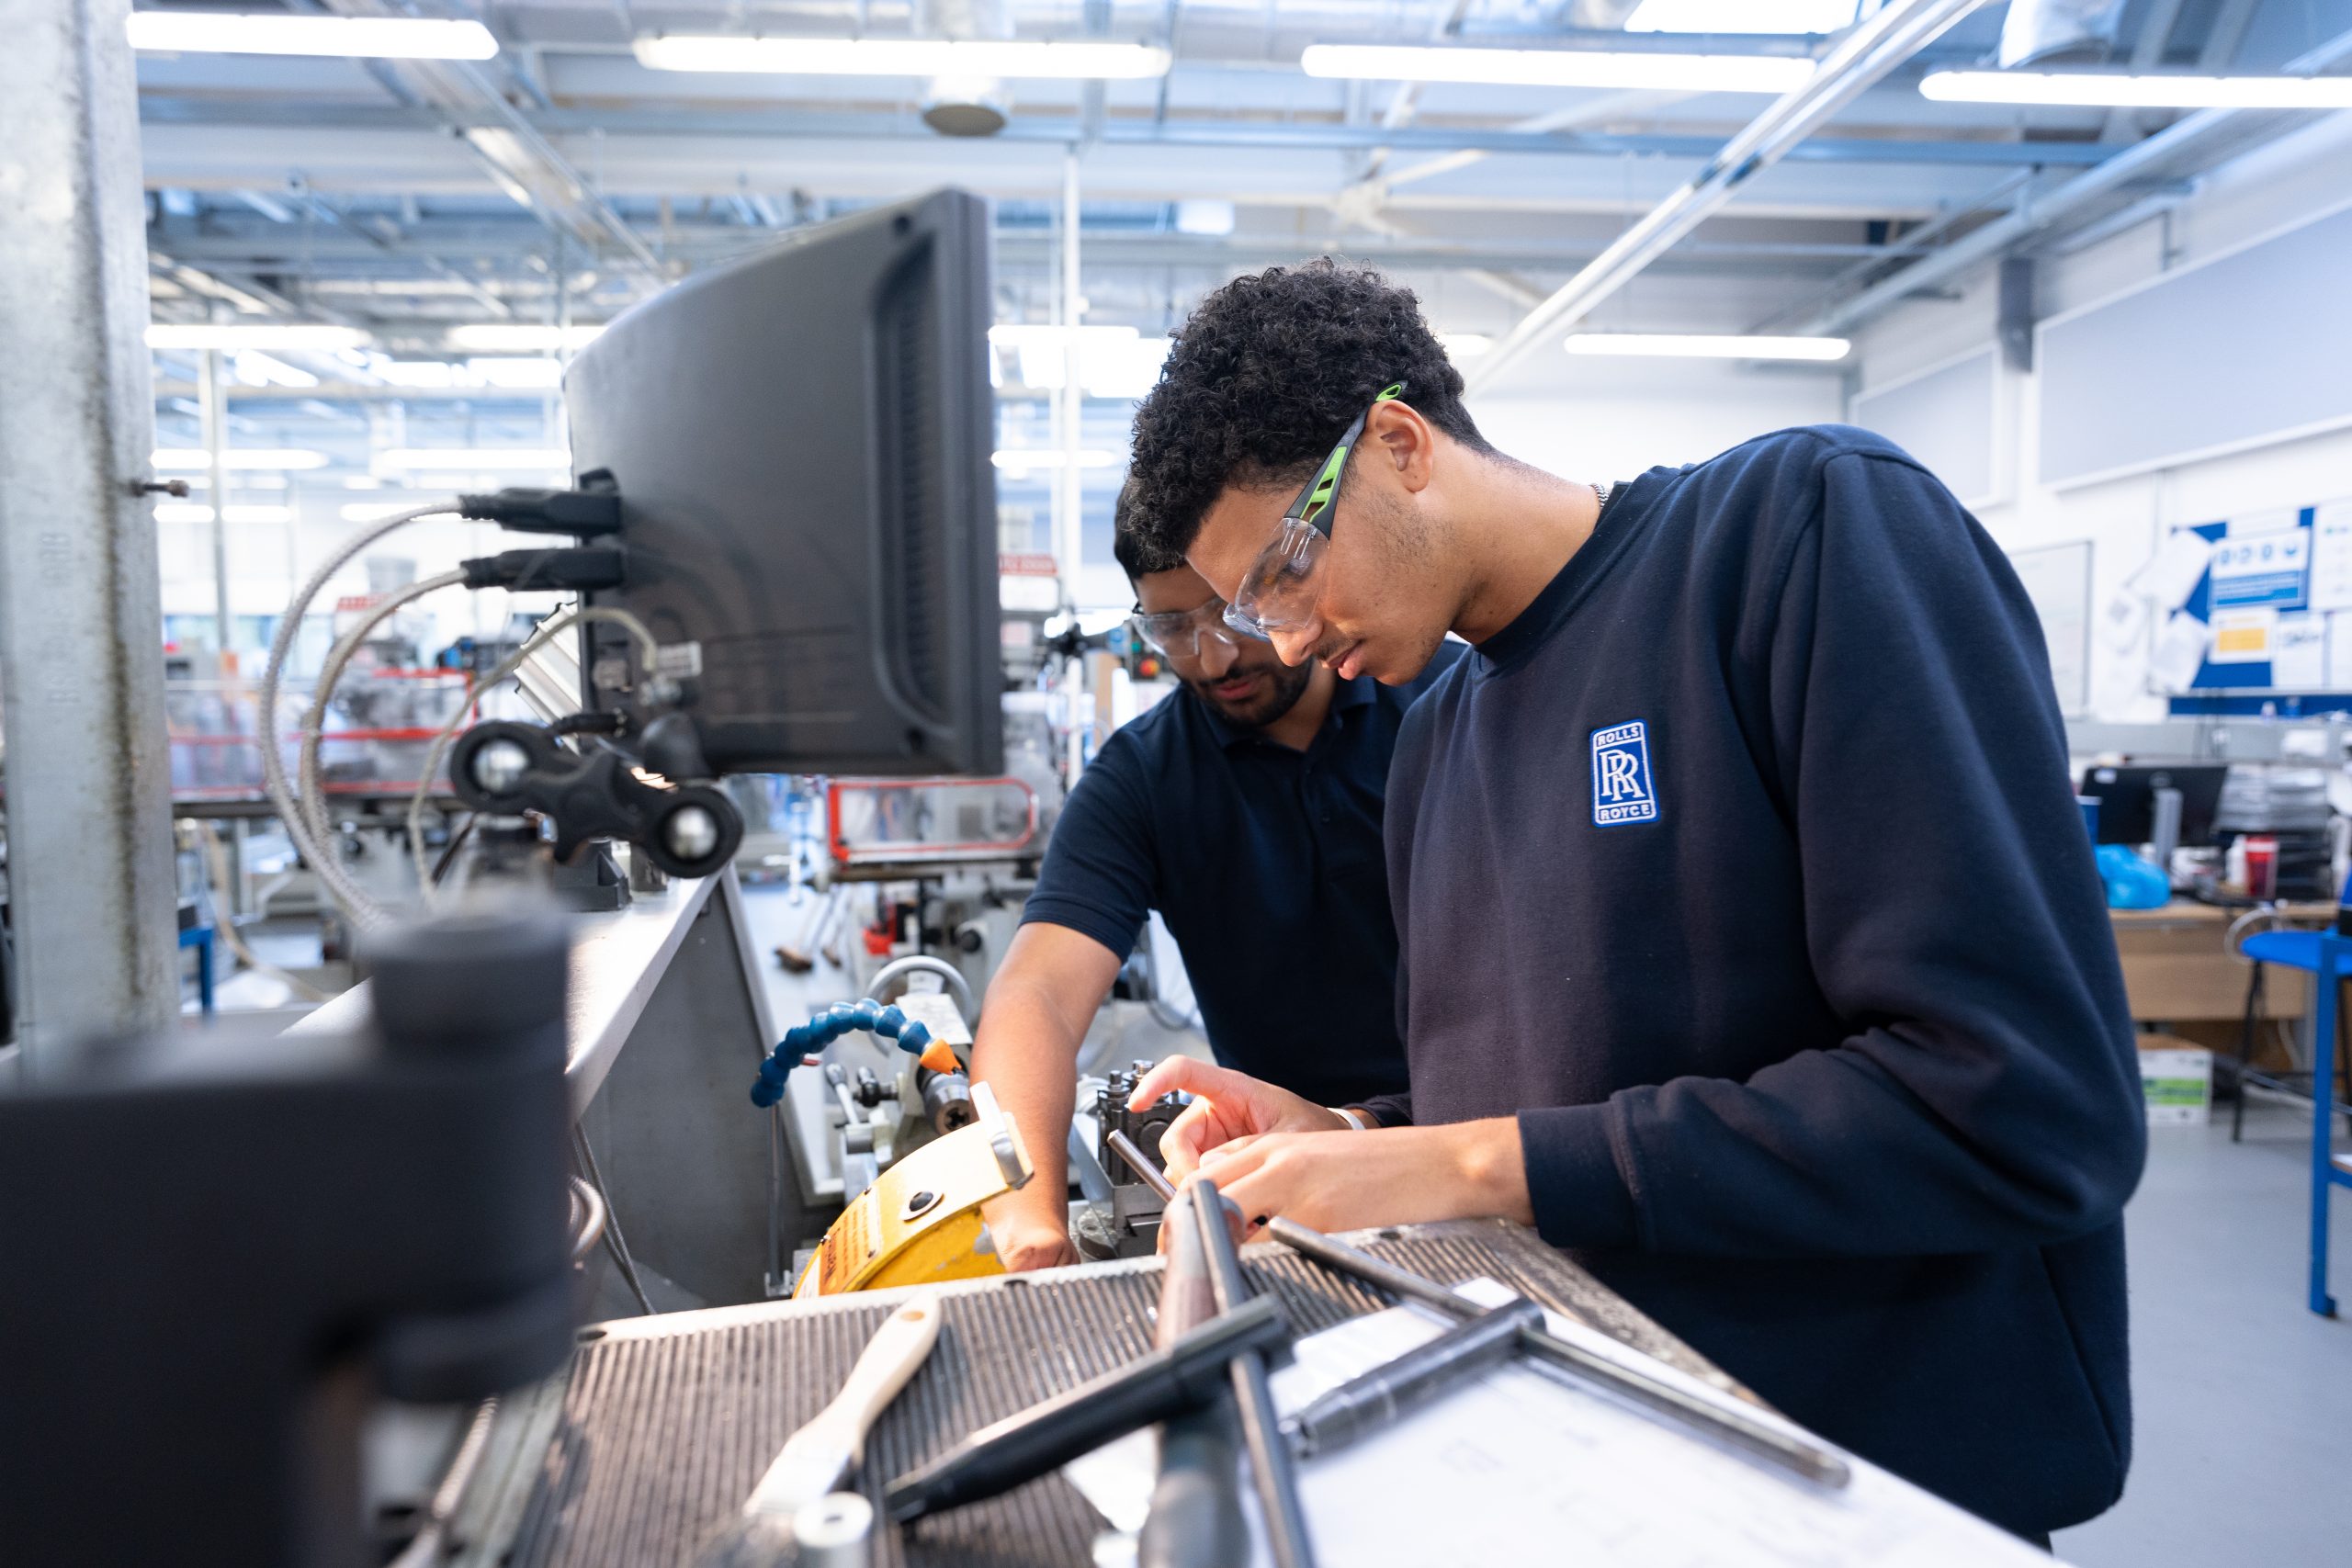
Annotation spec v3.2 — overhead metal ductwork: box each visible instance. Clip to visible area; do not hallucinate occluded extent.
[1996,0,2127,68]
[919,0,1013,136]
[1467,0,1995,391]
[1799,22,2352,335]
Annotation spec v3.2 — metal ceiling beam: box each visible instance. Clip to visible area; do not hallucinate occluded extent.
[301,0,666,283]
[134,96,2120,166]
[144,225,1937,290]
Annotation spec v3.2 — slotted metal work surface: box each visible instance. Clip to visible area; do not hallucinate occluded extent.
[506,1219,1734,1568]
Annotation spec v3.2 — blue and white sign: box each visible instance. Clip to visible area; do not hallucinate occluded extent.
[2209,527,2310,610]
[1590,720,1659,827]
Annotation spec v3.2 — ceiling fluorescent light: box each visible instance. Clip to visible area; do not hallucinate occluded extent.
[991,449,1122,471]
[153,447,330,470]
[1920,70,2352,109]
[379,448,571,470]
[231,351,319,389]
[634,36,1171,79]
[989,324,1140,347]
[147,323,370,351]
[126,13,497,61]
[1440,333,1494,358]
[1298,44,1815,94]
[1564,333,1850,361]
[1626,0,1859,32]
[446,323,605,352]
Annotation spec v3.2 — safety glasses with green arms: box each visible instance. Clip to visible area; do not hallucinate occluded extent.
[1221,380,1407,641]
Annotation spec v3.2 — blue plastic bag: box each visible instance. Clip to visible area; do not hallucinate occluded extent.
[2095,843,2170,909]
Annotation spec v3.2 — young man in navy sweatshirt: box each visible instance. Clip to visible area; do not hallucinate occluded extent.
[1118,260,2145,1543]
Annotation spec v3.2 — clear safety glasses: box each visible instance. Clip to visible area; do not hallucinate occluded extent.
[1221,380,1406,640]
[1129,596,1244,663]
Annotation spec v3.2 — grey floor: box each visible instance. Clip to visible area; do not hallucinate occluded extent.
[2053,1100,2352,1566]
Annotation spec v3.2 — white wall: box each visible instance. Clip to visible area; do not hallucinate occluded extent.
[1469,355,1847,483]
[1849,112,2352,724]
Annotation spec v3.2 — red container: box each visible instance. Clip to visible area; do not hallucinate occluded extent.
[2245,835,2278,903]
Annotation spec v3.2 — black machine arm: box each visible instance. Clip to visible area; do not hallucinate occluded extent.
[448,716,744,881]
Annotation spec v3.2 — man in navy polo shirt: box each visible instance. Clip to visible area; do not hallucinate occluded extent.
[1115,260,2145,1543]
[969,515,1457,1272]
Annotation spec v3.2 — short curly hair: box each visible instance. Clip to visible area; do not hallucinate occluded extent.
[1122,259,1490,563]
[1112,477,1185,582]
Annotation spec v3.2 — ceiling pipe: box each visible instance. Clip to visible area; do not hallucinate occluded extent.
[1465,0,1992,391]
[1793,23,2352,337]
[1996,0,2126,68]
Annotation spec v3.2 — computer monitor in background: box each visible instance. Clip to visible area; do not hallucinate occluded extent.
[2077,764,2230,847]
[565,188,1002,777]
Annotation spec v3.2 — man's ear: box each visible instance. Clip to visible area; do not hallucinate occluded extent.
[1364,399,1436,494]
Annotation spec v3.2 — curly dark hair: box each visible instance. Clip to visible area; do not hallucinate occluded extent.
[1112,477,1185,582]
[1122,259,1490,563]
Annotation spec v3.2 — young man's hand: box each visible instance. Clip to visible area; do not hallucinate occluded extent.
[1126,1057,1349,1186]
[1193,1119,1533,1237]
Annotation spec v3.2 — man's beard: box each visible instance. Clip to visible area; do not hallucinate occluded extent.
[1185,656,1314,730]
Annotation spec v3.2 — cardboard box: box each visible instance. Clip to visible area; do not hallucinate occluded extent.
[2138,1033,2213,1126]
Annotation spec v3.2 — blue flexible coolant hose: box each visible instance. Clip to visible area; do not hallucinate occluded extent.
[750,999,935,1108]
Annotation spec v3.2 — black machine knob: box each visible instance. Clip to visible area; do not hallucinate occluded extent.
[369,914,571,1066]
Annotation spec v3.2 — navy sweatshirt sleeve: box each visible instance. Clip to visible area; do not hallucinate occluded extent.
[1526,448,2146,1258]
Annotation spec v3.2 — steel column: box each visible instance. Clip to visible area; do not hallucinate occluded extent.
[200,344,233,659]
[0,0,181,1066]
[1056,148,1084,606]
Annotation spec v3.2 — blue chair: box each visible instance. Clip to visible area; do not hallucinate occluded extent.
[2233,926,2352,1315]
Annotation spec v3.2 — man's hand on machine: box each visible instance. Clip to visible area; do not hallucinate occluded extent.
[1125,1058,1350,1186]
[982,1189,1081,1273]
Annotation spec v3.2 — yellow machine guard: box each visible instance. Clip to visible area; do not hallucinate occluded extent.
[794,1083,1033,1298]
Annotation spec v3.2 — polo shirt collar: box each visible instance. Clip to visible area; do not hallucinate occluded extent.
[1193,671,1380,750]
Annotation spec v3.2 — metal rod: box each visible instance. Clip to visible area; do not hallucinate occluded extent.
[1190,1178,1317,1568]
[1141,1189,1250,1568]
[1115,1133,1844,1485]
[1280,1298,1543,1461]
[573,1124,655,1315]
[199,344,234,661]
[1107,1126,1176,1201]
[1265,1219,1849,1489]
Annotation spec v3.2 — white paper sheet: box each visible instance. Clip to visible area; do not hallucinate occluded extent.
[2125,530,2212,612]
[2274,613,2326,688]
[2152,610,2211,690]
[1065,1277,2065,1568]
[2328,611,2352,689]
[2312,502,2352,614]
[2098,589,2146,654]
